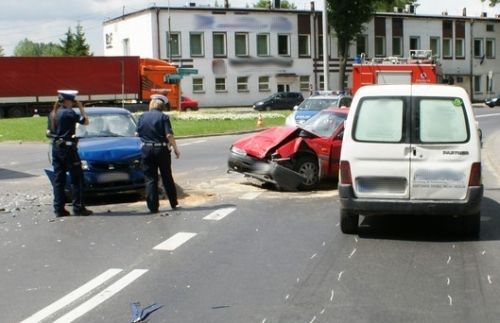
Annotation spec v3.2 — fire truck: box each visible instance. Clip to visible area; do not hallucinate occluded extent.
[351,50,443,96]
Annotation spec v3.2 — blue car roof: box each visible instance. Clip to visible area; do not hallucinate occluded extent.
[72,107,132,115]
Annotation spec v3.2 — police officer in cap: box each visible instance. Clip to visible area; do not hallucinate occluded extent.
[47,90,93,217]
[135,94,180,213]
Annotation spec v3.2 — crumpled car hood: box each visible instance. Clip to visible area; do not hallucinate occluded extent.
[78,137,142,162]
[232,126,303,158]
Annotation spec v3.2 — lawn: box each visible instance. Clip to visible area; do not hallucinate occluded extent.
[0,109,290,142]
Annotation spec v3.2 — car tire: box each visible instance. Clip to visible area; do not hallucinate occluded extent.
[462,213,480,237]
[340,209,359,234]
[265,105,272,111]
[293,155,319,190]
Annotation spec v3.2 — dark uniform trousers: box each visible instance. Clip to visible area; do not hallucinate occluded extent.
[52,144,85,212]
[142,145,178,211]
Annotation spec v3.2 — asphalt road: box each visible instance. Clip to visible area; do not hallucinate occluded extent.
[1,108,500,323]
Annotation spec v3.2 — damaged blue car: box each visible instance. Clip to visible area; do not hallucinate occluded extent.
[45,107,145,198]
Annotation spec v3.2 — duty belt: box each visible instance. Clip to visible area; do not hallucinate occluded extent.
[54,139,77,147]
[143,142,168,147]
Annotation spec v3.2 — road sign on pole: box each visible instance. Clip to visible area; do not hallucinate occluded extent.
[177,68,198,75]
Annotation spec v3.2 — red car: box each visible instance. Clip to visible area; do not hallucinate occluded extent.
[228,107,348,191]
[180,95,199,111]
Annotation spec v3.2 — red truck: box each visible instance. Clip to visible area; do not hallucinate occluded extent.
[0,56,180,118]
[351,50,443,96]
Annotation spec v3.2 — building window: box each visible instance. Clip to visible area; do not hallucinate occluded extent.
[213,32,226,57]
[319,75,324,91]
[375,36,385,56]
[190,32,204,57]
[474,38,483,58]
[474,75,482,93]
[258,76,270,91]
[299,76,310,91]
[298,34,310,57]
[237,76,249,91]
[486,24,494,32]
[278,34,290,56]
[166,32,181,57]
[235,33,248,56]
[215,77,226,92]
[192,78,204,92]
[455,38,465,58]
[392,37,403,56]
[123,38,130,56]
[257,33,269,56]
[430,37,440,58]
[443,38,452,58]
[356,35,368,56]
[409,36,420,50]
[486,38,495,58]
[318,35,324,57]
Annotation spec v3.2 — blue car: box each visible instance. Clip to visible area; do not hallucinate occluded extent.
[285,91,352,126]
[45,107,145,197]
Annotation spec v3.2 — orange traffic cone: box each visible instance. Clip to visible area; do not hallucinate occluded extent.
[257,113,263,128]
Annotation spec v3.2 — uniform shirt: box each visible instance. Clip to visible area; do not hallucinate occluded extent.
[47,107,86,140]
[136,109,174,143]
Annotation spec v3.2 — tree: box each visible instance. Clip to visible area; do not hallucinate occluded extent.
[484,0,500,6]
[60,23,91,56]
[327,0,419,91]
[0,46,4,57]
[253,0,297,9]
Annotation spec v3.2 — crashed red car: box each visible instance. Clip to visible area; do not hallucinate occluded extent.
[228,107,348,190]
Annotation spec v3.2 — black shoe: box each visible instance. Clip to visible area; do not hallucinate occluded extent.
[73,208,93,216]
[171,204,180,210]
[149,209,159,214]
[54,209,70,217]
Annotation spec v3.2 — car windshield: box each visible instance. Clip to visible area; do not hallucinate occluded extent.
[76,113,137,138]
[299,110,347,138]
[297,97,339,111]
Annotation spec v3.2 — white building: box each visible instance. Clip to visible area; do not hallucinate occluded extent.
[103,5,500,106]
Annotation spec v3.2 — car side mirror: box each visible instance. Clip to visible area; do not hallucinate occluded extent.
[293,105,298,110]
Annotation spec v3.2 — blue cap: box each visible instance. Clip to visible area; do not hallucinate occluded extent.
[58,90,78,101]
[151,94,168,104]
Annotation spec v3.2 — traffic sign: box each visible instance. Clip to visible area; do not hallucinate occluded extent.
[177,68,198,75]
[167,74,183,80]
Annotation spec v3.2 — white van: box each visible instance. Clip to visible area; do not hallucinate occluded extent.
[338,84,483,236]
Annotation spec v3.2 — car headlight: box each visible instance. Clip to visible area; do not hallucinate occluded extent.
[81,160,89,170]
[230,145,247,156]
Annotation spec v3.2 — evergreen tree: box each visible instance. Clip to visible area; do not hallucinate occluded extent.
[253,0,297,9]
[0,46,4,56]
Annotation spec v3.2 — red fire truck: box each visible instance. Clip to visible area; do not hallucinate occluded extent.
[351,50,443,96]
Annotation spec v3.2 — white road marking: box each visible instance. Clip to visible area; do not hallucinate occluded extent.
[52,269,148,323]
[203,207,236,221]
[239,192,262,200]
[153,232,197,251]
[178,139,207,147]
[20,268,123,323]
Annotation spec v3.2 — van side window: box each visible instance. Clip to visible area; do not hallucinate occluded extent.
[417,99,468,143]
[353,98,405,142]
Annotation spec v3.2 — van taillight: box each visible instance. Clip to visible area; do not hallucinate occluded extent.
[468,162,482,186]
[339,160,352,184]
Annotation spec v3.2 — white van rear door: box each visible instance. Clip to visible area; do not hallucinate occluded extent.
[348,92,412,199]
[409,89,475,200]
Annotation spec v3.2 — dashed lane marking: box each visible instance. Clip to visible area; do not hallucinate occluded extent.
[203,207,236,221]
[153,232,197,251]
[239,192,262,200]
[52,269,148,323]
[20,268,123,323]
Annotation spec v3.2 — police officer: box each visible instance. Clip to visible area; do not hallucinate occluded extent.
[47,90,93,217]
[135,94,180,213]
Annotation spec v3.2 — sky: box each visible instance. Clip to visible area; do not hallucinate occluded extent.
[0,0,498,56]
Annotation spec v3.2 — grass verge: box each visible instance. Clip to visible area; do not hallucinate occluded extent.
[0,110,290,142]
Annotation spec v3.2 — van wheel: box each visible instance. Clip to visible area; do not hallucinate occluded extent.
[462,213,480,237]
[293,155,319,190]
[340,209,359,234]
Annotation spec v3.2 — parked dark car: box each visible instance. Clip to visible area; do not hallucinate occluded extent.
[253,92,304,111]
[485,95,500,107]
[45,107,145,198]
[228,107,349,191]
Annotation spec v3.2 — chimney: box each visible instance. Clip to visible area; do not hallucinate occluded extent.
[481,12,487,17]
[310,1,314,11]
[462,7,467,16]
[224,0,229,8]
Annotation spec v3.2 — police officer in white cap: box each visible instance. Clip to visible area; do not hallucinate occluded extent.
[47,90,93,217]
[135,94,180,213]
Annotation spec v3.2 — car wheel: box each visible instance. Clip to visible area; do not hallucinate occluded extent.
[462,213,480,237]
[265,105,272,111]
[293,155,319,190]
[340,209,359,234]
